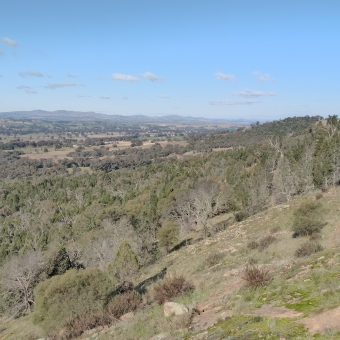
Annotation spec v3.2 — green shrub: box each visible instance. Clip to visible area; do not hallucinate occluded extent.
[292,199,324,237]
[295,241,323,257]
[157,221,179,253]
[108,241,140,285]
[47,290,142,339]
[33,268,113,335]
[153,276,194,304]
[45,246,72,277]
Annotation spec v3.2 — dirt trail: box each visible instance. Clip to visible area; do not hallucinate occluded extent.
[250,304,303,318]
[191,276,241,330]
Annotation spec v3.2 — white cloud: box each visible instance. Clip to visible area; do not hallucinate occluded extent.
[158,95,170,98]
[100,96,111,99]
[25,89,37,94]
[67,73,77,78]
[215,72,236,81]
[17,85,36,94]
[111,73,139,82]
[1,37,18,46]
[139,72,163,82]
[209,100,260,105]
[253,71,274,82]
[19,71,44,78]
[44,83,78,89]
[233,88,276,97]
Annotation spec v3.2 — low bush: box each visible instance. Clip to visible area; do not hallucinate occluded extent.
[48,290,142,339]
[315,192,323,200]
[242,265,271,288]
[292,199,324,237]
[295,241,323,258]
[33,268,113,335]
[106,290,142,318]
[57,310,111,340]
[270,225,281,234]
[204,252,224,267]
[247,240,259,250]
[310,233,322,241]
[259,235,277,250]
[153,276,194,304]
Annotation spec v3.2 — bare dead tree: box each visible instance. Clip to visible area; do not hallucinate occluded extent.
[187,179,221,238]
[80,217,137,270]
[0,251,45,316]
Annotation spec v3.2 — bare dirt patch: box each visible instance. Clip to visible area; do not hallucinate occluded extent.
[191,276,241,331]
[301,306,340,334]
[250,304,303,318]
[22,149,72,160]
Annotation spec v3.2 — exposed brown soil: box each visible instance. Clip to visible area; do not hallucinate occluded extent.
[301,306,340,334]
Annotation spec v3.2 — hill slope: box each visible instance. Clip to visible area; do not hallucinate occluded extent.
[2,187,340,339]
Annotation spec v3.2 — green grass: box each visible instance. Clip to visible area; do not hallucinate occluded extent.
[205,315,308,340]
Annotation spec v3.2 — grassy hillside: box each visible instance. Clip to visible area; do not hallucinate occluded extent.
[2,186,340,339]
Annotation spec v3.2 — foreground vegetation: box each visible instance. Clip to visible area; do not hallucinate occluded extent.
[2,114,340,339]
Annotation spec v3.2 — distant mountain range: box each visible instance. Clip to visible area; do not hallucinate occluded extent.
[0,110,253,125]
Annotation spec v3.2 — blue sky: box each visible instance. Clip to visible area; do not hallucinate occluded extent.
[1,0,339,120]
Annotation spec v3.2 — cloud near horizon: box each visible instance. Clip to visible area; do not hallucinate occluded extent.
[139,72,163,82]
[44,83,79,89]
[253,71,274,82]
[67,73,77,78]
[19,71,44,78]
[158,95,170,98]
[233,88,276,97]
[209,99,260,105]
[78,95,91,98]
[215,72,236,81]
[1,37,18,46]
[111,73,139,82]
[100,96,110,99]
